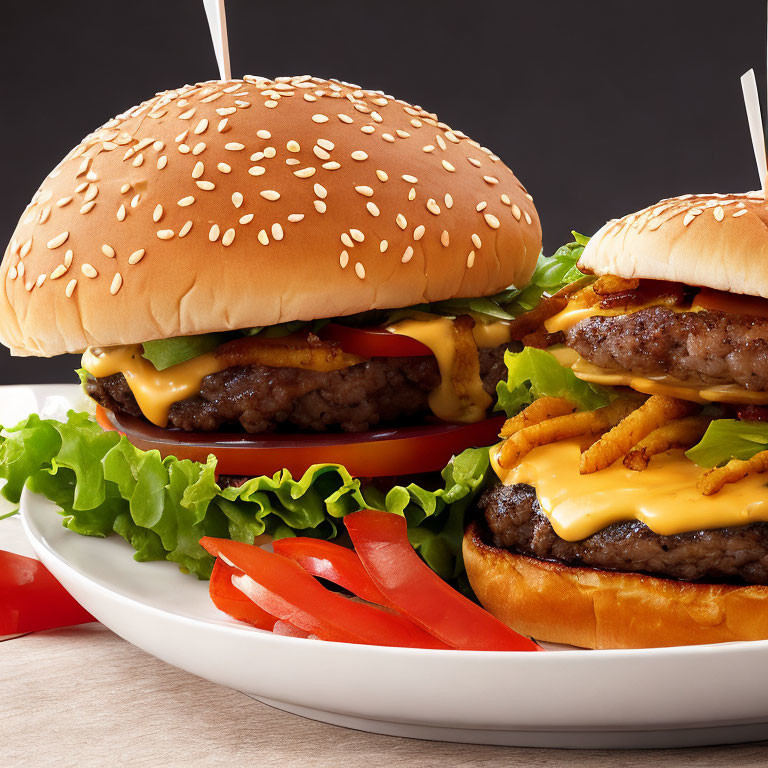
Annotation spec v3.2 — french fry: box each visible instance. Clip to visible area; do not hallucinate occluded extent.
[579,395,697,475]
[499,397,577,438]
[498,397,640,469]
[698,451,768,496]
[623,415,711,471]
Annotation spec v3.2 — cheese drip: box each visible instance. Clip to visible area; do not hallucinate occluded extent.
[387,316,510,423]
[550,347,768,406]
[82,345,223,427]
[491,439,768,541]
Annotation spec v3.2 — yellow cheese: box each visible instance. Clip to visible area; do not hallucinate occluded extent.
[549,346,768,406]
[82,345,223,427]
[388,315,493,423]
[490,439,768,541]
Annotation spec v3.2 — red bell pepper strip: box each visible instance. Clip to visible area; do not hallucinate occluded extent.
[209,559,276,630]
[200,537,449,649]
[344,511,542,652]
[272,620,310,638]
[272,538,392,607]
[0,550,95,635]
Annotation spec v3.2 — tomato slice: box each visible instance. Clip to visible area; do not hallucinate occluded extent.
[0,550,95,635]
[96,406,504,478]
[200,538,449,649]
[344,511,542,652]
[320,323,433,358]
[209,559,276,630]
[695,287,768,319]
[272,538,392,607]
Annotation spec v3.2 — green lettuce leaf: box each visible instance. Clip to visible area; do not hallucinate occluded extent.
[495,347,615,415]
[686,419,768,468]
[141,334,230,370]
[0,411,491,580]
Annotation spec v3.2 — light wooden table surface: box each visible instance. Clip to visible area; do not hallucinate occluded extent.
[3,508,768,767]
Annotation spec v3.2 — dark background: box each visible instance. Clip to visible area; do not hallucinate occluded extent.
[1,0,765,384]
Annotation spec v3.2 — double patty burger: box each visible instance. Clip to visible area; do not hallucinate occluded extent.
[464,193,768,649]
[0,76,540,493]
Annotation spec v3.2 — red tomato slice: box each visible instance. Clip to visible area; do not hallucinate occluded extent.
[209,559,276,630]
[272,538,392,607]
[695,287,768,319]
[0,550,95,635]
[96,406,504,478]
[344,511,542,652]
[272,620,311,638]
[320,323,432,358]
[200,538,449,649]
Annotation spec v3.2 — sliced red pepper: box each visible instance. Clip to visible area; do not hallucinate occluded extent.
[272,620,311,638]
[0,550,95,635]
[272,538,392,607]
[200,537,449,649]
[209,559,276,630]
[344,511,542,652]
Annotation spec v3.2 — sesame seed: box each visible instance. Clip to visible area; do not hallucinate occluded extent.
[192,161,205,179]
[222,229,236,247]
[196,181,215,190]
[484,213,500,229]
[225,142,245,151]
[350,151,368,162]
[304,93,316,102]
[256,130,272,139]
[714,206,725,222]
[20,239,33,258]
[47,231,69,249]
[157,229,175,240]
[153,204,164,222]
[178,196,196,207]
[426,199,441,216]
[471,233,482,249]
[444,194,454,209]
[178,108,197,120]
[322,161,341,170]
[130,194,141,209]
[350,229,365,242]
[217,162,232,173]
[272,223,284,241]
[249,166,266,176]
[239,214,254,225]
[264,100,278,109]
[178,144,191,154]
[50,265,67,280]
[17,262,25,278]
[216,106,237,116]
[524,211,532,225]
[396,214,408,230]
[355,262,366,279]
[132,154,144,167]
[360,125,375,135]
[129,249,145,264]
[501,194,511,205]
[402,246,414,263]
[525,193,534,202]
[441,230,450,247]
[288,213,305,222]
[314,183,328,199]
[338,114,354,124]
[312,114,329,123]
[258,230,270,246]
[65,279,77,298]
[380,240,389,253]
[120,183,131,194]
[376,170,389,182]
[317,139,335,151]
[356,185,374,197]
[56,196,72,208]
[733,209,749,218]
[81,263,98,278]
[483,175,499,185]
[209,225,221,242]
[313,146,330,160]
[341,233,355,248]
[413,225,426,241]
[179,221,193,237]
[194,118,209,135]
[442,160,456,173]
[294,167,316,178]
[411,119,423,128]
[340,250,350,268]
[382,134,395,143]
[423,145,435,153]
[402,174,418,183]
[511,204,522,221]
[260,190,281,202]
[218,119,230,133]
[436,135,447,151]
[287,140,301,152]
[101,245,115,258]
[467,251,476,268]
[64,250,73,267]
[157,156,168,169]
[476,201,487,212]
[230,192,243,209]
[314,200,327,213]
[109,272,123,296]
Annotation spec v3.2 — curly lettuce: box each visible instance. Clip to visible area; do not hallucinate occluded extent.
[686,419,768,468]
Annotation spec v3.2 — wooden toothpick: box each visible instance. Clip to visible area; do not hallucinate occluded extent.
[203,0,231,82]
[741,68,768,197]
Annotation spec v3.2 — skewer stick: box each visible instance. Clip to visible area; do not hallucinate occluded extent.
[203,0,231,82]
[741,68,768,197]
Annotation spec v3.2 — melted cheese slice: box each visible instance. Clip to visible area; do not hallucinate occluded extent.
[491,439,768,541]
[82,345,224,427]
[550,347,768,406]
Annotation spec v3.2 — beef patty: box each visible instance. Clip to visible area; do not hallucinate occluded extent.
[478,482,768,585]
[86,345,508,433]
[566,307,768,390]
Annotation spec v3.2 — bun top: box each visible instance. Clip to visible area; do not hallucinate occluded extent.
[579,192,768,297]
[0,75,541,357]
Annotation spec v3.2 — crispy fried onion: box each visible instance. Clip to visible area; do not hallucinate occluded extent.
[698,452,768,496]
[216,334,365,372]
[450,315,493,420]
[623,415,712,471]
[499,396,577,438]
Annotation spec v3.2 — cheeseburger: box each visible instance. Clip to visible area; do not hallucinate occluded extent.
[465,193,768,649]
[0,75,541,578]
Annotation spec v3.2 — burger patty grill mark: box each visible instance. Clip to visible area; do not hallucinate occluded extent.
[478,482,768,585]
[87,345,509,433]
[566,306,768,390]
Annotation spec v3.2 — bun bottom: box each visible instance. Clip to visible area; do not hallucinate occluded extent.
[463,521,768,649]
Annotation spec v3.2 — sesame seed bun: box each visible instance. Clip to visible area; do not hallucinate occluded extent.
[578,192,768,297]
[0,76,541,357]
[463,521,768,649]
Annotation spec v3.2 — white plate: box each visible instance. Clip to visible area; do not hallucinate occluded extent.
[12,385,768,748]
